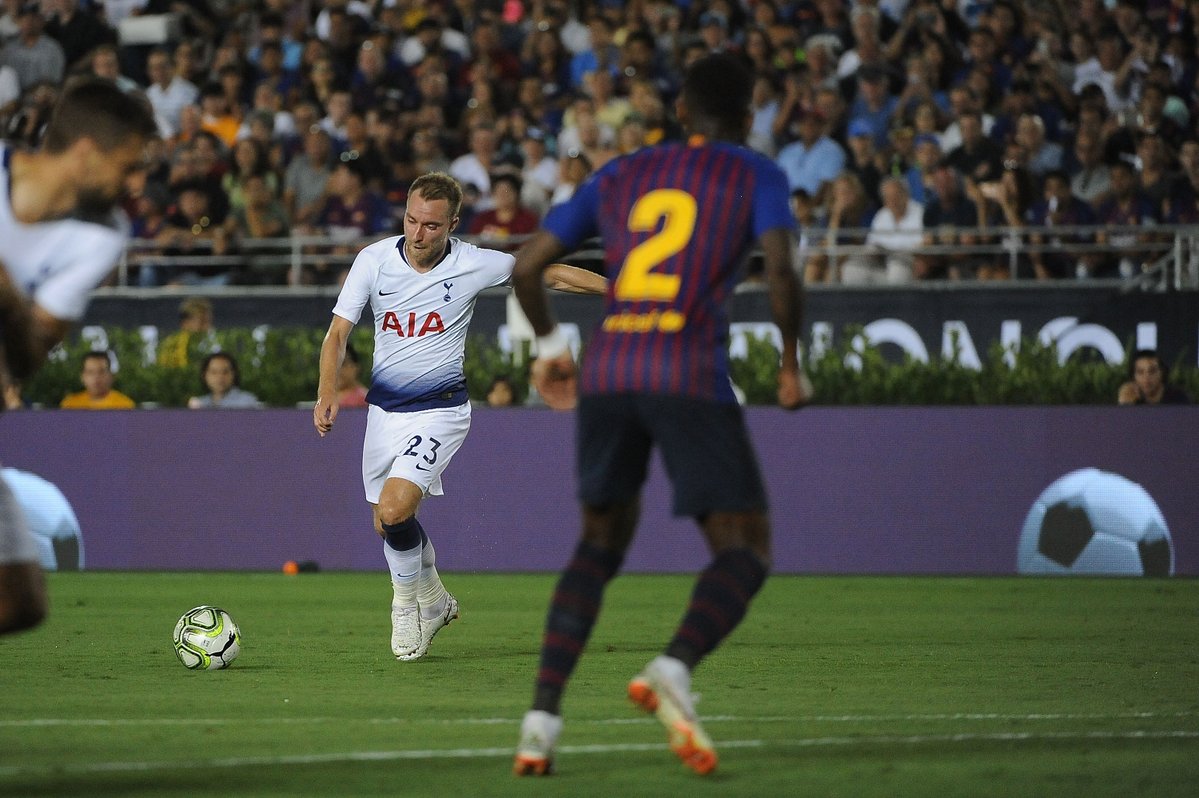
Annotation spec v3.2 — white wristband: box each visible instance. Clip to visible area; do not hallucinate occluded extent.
[535,326,570,359]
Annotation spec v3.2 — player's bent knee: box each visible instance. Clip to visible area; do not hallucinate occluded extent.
[0,593,47,634]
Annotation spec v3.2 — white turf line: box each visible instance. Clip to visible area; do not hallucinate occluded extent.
[2,710,1195,728]
[0,730,1197,778]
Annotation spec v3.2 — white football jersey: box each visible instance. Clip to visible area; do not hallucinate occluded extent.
[0,143,130,322]
[332,236,514,412]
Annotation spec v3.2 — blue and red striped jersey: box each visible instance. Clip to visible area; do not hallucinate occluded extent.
[544,139,794,402]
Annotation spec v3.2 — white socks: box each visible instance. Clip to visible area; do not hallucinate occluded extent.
[383,542,422,607]
[418,537,449,620]
[384,537,448,619]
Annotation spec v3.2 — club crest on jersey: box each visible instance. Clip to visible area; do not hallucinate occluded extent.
[443,282,453,301]
[381,311,445,337]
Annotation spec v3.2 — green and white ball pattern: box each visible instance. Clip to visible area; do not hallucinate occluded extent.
[172,605,241,670]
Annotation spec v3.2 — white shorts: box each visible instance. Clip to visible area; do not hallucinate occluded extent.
[361,402,472,504]
[0,478,39,566]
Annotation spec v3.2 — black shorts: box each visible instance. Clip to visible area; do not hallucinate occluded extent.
[576,393,768,517]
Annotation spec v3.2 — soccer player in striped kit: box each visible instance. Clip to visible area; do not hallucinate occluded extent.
[1,78,157,635]
[512,53,810,775]
[313,172,604,661]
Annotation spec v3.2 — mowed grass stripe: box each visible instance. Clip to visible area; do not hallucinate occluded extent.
[2,730,1197,779]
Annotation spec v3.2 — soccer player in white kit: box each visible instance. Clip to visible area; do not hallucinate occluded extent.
[0,77,158,634]
[314,172,605,661]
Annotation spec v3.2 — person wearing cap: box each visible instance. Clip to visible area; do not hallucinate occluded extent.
[844,117,884,202]
[775,107,845,204]
[906,131,942,204]
[0,3,65,91]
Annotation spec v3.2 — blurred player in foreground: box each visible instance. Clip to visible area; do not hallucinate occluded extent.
[511,53,809,775]
[314,172,604,661]
[0,77,157,634]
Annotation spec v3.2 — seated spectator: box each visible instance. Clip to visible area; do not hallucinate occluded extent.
[844,118,884,204]
[819,172,876,285]
[846,65,897,150]
[159,296,214,368]
[336,343,368,408]
[222,139,278,217]
[467,172,539,247]
[977,162,1038,280]
[518,127,559,217]
[1135,132,1178,214]
[850,176,923,285]
[1028,170,1099,280]
[550,149,591,206]
[155,180,231,285]
[283,126,332,229]
[1067,127,1112,206]
[921,162,999,280]
[776,109,845,205]
[1094,160,1159,278]
[44,0,117,71]
[906,132,942,204]
[945,109,1002,185]
[1014,113,1063,177]
[59,351,135,410]
[310,156,391,243]
[224,172,289,245]
[145,46,199,136]
[449,120,502,211]
[198,81,240,149]
[188,352,261,409]
[1117,350,1191,405]
[0,4,65,92]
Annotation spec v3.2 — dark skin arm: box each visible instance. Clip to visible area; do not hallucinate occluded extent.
[513,231,579,410]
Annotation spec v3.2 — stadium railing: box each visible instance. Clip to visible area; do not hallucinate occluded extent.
[113,225,1199,291]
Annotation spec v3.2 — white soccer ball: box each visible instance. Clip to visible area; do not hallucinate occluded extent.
[172,606,242,670]
[1017,468,1174,576]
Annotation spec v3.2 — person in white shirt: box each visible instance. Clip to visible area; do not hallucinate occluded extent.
[144,46,198,134]
[0,77,157,635]
[313,172,605,661]
[845,176,924,284]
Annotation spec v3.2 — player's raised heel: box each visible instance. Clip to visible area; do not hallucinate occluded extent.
[628,657,718,775]
[513,710,562,777]
[627,677,659,712]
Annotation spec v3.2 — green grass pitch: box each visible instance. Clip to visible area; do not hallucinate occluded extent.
[1,572,1197,797]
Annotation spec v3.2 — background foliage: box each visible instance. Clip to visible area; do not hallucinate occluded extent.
[21,326,1196,408]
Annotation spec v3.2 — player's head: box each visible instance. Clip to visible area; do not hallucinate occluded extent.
[40,78,159,216]
[677,53,753,142]
[403,172,462,268]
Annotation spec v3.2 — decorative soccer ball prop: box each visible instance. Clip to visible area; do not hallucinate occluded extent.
[172,606,242,670]
[1017,468,1174,576]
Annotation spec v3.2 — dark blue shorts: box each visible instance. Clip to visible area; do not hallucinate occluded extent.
[576,394,768,517]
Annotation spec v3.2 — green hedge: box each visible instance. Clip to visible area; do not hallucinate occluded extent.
[20,326,1197,407]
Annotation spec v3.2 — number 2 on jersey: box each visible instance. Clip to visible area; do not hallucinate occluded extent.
[614,189,697,303]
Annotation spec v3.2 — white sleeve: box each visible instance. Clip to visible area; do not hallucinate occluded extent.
[32,226,126,322]
[331,247,377,323]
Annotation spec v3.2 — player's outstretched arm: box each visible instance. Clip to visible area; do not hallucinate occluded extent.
[514,232,579,411]
[759,227,811,410]
[542,263,608,295]
[314,315,353,436]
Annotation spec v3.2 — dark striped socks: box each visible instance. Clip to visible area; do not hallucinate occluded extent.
[666,548,768,669]
[532,541,624,714]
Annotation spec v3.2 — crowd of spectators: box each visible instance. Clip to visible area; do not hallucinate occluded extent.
[2,0,1198,286]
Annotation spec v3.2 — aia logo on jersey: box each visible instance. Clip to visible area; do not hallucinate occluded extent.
[381,311,445,337]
